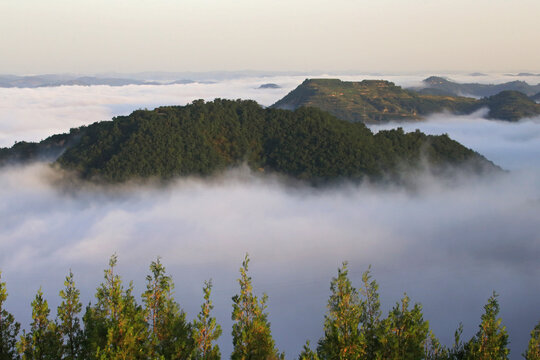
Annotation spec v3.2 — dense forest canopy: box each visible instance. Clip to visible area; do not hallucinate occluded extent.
[0,99,499,184]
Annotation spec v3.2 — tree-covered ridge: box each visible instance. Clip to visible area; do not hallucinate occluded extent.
[272,79,540,123]
[0,99,499,184]
[272,79,479,123]
[481,91,540,121]
[414,76,540,97]
[1,257,539,360]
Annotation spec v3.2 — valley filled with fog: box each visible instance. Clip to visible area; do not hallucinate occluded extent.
[0,74,539,359]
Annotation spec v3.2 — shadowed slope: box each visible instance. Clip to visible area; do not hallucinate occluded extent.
[0,99,500,184]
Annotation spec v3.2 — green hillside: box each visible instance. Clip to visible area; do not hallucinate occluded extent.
[0,99,499,184]
[414,76,540,97]
[481,91,540,121]
[272,78,540,123]
[272,79,478,123]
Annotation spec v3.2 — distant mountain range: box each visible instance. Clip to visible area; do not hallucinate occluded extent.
[505,72,540,77]
[0,99,499,184]
[0,75,206,88]
[272,79,540,122]
[411,76,540,97]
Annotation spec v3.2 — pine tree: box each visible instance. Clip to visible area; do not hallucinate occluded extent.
[523,321,540,360]
[142,257,192,360]
[81,303,108,359]
[93,254,149,360]
[448,323,466,360]
[231,254,282,360]
[57,270,83,360]
[359,266,381,360]
[0,271,20,360]
[377,294,429,360]
[298,341,319,360]
[465,292,509,360]
[18,288,62,360]
[317,262,365,360]
[192,280,221,360]
[424,330,449,360]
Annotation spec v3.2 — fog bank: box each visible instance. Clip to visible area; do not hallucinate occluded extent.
[0,75,539,359]
[2,72,538,147]
[0,161,538,358]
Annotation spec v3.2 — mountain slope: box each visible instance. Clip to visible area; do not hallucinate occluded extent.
[272,79,478,124]
[414,76,540,97]
[0,99,499,184]
[481,91,540,121]
[272,79,540,123]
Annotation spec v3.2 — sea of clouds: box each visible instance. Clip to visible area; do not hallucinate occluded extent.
[0,73,539,359]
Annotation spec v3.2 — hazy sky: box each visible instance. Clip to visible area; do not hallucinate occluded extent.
[1,0,540,74]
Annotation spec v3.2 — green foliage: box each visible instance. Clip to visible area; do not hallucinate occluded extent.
[417,76,540,98]
[359,266,382,360]
[0,272,20,360]
[0,131,78,166]
[273,78,540,123]
[92,255,149,360]
[424,330,449,360]
[524,321,540,360]
[482,91,540,122]
[377,294,429,360]
[465,292,509,360]
[192,280,221,360]
[272,79,479,123]
[1,257,537,359]
[231,254,282,360]
[57,271,83,360]
[318,262,365,360]
[1,99,498,183]
[18,288,62,360]
[143,257,193,360]
[299,341,320,360]
[447,323,466,360]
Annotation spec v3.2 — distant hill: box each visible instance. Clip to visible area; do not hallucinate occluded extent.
[412,76,540,97]
[271,79,479,124]
[258,83,281,89]
[0,99,499,184]
[506,72,540,77]
[532,92,540,102]
[0,75,206,88]
[272,79,540,123]
[481,91,540,121]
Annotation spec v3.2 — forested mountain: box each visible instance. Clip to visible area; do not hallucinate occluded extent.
[272,79,478,123]
[0,99,499,184]
[481,91,540,121]
[272,79,540,123]
[413,76,540,97]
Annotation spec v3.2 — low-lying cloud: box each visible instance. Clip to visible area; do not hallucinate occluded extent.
[1,163,538,358]
[0,75,539,359]
[4,72,537,147]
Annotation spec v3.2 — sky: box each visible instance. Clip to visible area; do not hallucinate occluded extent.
[0,75,539,359]
[1,0,540,74]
